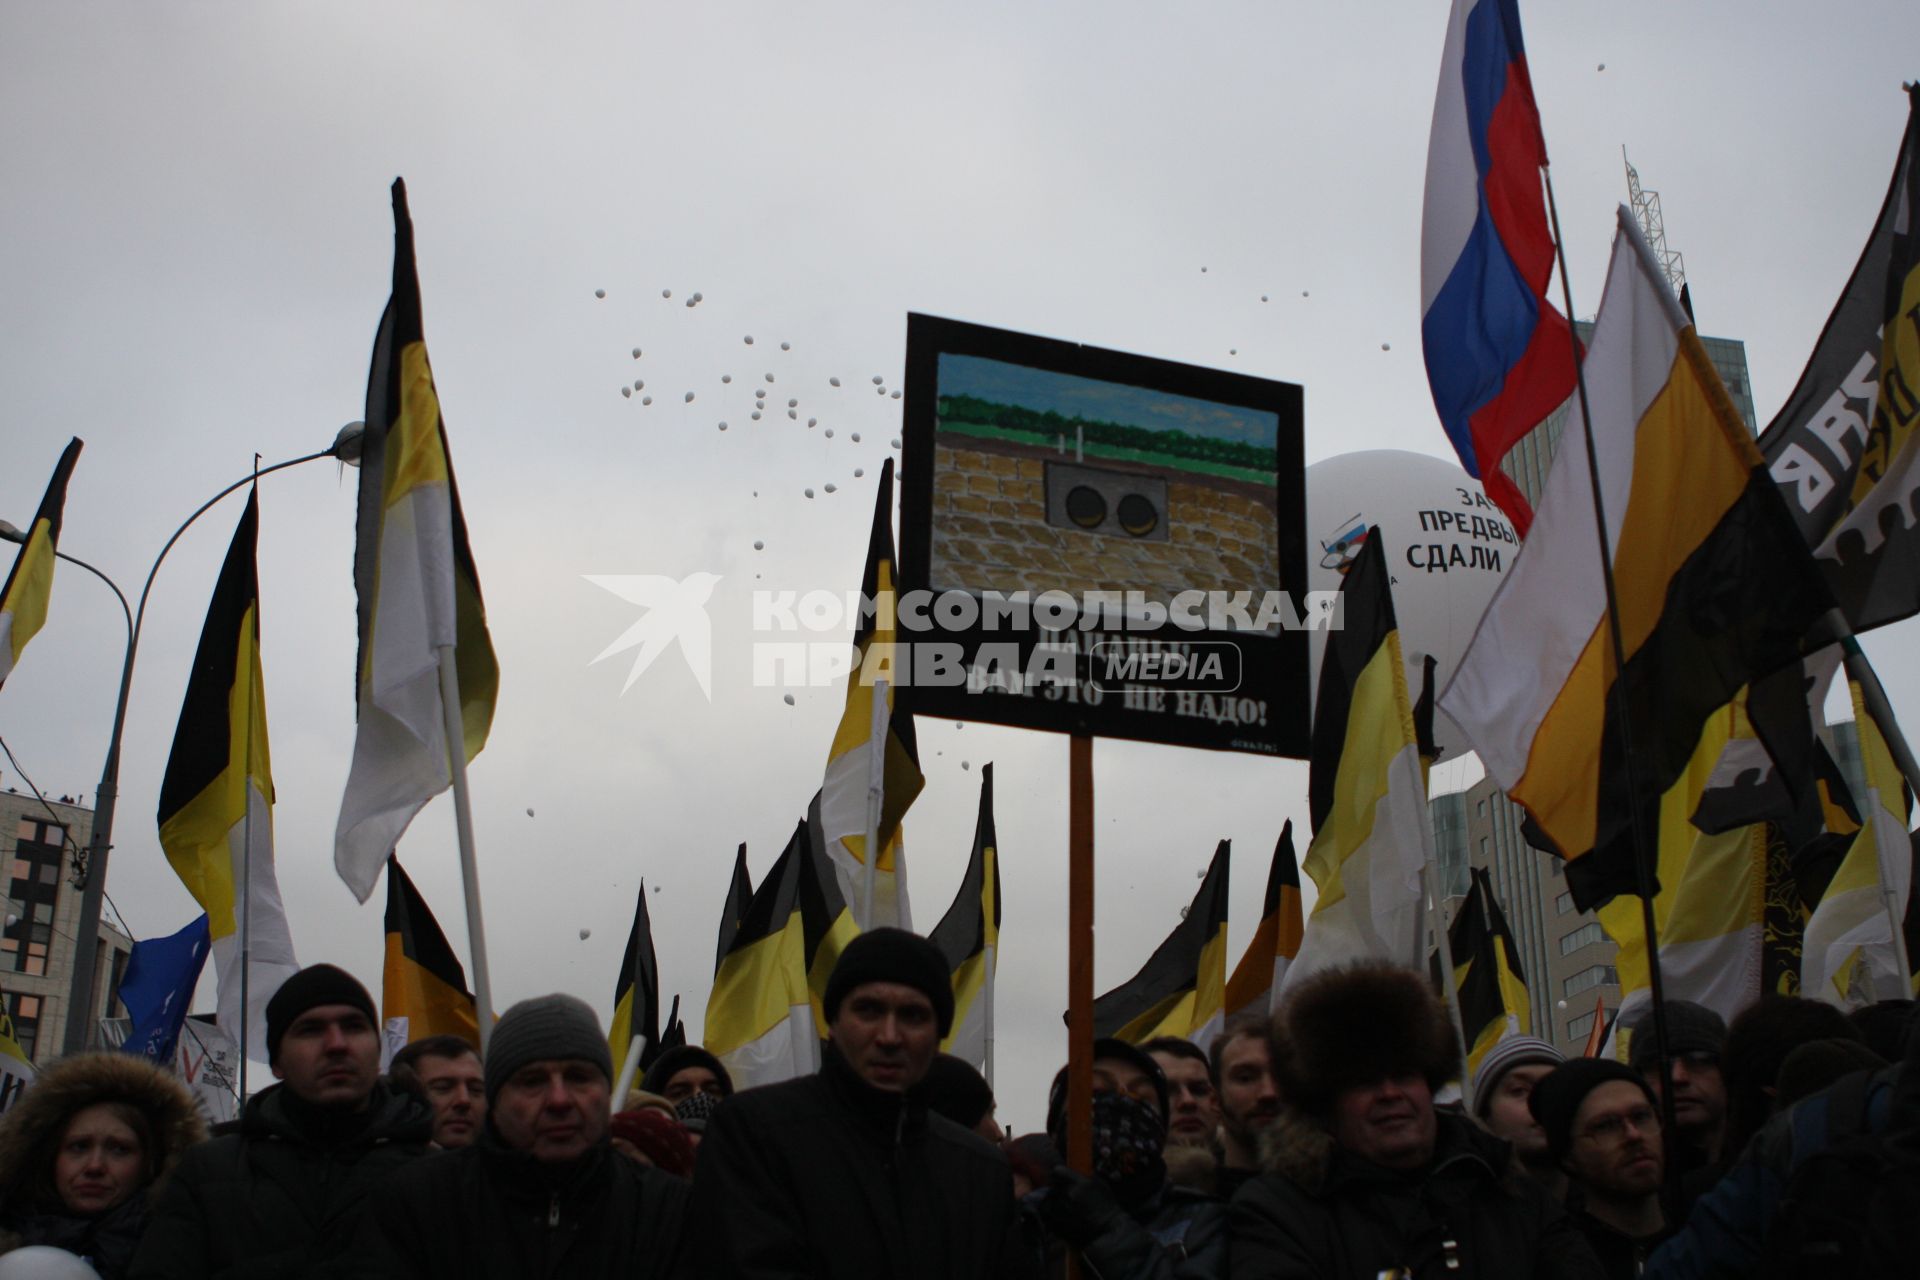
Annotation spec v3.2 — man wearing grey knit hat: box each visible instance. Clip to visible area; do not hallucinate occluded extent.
[366,994,687,1278]
[1470,1035,1565,1191]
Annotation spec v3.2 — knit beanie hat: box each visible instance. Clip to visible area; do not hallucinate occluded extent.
[822,928,955,1036]
[1774,1038,1887,1109]
[923,1053,995,1130]
[1626,1000,1726,1073]
[484,994,613,1105]
[674,1090,722,1135]
[639,1044,734,1099]
[264,964,377,1065]
[609,1107,696,1177]
[1528,1058,1656,1162]
[1470,1036,1565,1117]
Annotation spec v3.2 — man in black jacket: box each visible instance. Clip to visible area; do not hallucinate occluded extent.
[1228,961,1603,1280]
[364,993,687,1278]
[685,927,1032,1278]
[130,963,433,1279]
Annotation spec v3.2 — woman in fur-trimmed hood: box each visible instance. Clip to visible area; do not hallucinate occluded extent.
[0,1051,206,1278]
[1228,962,1604,1280]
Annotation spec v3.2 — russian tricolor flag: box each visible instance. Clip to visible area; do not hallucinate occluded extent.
[1421,0,1576,538]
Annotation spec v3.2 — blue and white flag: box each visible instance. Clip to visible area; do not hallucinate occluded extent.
[119,914,212,1065]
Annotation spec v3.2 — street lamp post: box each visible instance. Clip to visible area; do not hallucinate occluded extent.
[3,424,363,1058]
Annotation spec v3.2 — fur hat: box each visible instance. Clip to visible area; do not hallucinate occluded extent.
[1271,961,1460,1116]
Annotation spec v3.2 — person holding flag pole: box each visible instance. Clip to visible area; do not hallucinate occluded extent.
[334,179,501,1053]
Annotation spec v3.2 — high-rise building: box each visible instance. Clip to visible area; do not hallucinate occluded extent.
[1,784,132,1063]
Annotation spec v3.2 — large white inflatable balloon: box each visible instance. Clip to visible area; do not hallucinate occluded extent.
[0,1247,100,1279]
[1305,450,1515,763]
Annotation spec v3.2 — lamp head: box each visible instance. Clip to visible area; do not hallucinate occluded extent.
[331,421,367,467]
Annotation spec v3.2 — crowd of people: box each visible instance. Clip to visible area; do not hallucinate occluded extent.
[0,929,1910,1277]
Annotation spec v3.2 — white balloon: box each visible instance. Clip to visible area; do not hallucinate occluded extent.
[685,391,695,403]
[594,289,606,299]
[830,377,841,387]
[783,693,796,705]
[621,387,631,399]
[579,928,591,940]
[872,375,884,385]
[0,1246,100,1279]
[744,335,754,344]
[1304,449,1514,764]
[824,429,834,438]
[804,488,815,498]
[824,483,837,493]
[641,396,652,405]
[780,341,791,351]
[753,540,764,550]
[850,433,861,443]
[632,348,642,358]
[854,468,864,478]
[723,374,732,383]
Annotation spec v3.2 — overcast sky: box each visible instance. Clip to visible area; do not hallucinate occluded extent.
[3,2,1917,1132]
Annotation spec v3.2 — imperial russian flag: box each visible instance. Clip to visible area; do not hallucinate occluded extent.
[1420,0,1577,537]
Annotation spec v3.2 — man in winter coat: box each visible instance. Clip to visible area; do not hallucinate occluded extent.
[129,963,433,1278]
[1032,1037,1229,1279]
[1228,961,1603,1280]
[363,993,687,1278]
[684,927,1032,1279]
[1528,1060,1668,1279]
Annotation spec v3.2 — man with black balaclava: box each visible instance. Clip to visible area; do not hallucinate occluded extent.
[1029,1038,1227,1278]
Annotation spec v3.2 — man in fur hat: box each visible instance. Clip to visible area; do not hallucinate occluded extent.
[1229,961,1603,1279]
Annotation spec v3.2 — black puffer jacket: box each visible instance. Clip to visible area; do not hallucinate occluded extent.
[0,1051,206,1279]
[685,1044,1034,1279]
[1229,1109,1604,1280]
[363,1129,688,1278]
[129,1080,431,1279]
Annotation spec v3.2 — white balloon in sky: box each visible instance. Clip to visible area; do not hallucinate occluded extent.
[851,432,861,442]
[825,429,834,438]
[751,411,762,421]
[621,387,631,398]
[692,291,704,302]
[830,377,841,387]
[642,396,652,405]
[1381,342,1391,351]
[634,380,644,390]
[753,540,764,550]
[756,389,767,398]
[854,468,864,477]
[744,335,754,344]
[661,289,672,298]
[807,418,818,428]
[526,808,535,817]
[722,374,732,383]
[788,410,797,419]
[579,928,591,940]
[594,289,606,299]
[891,391,901,400]
[824,483,837,493]
[780,341,791,351]
[765,373,775,383]
[787,398,798,407]
[632,348,642,358]
[891,438,901,449]
[783,693,796,705]
[684,391,695,403]
[1230,349,1237,355]
[804,488,815,498]
[872,375,883,385]
[1304,449,1512,764]
[718,422,728,431]
[1261,295,1269,302]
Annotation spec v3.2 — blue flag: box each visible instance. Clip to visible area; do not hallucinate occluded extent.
[119,915,211,1065]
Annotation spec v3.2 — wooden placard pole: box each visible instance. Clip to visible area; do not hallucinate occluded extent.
[1067,733,1095,1176]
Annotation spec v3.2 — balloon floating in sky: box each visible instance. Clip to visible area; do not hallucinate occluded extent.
[783,693,796,705]
[807,418,817,428]
[526,808,535,817]
[641,396,652,405]
[1261,295,1269,302]
[788,410,797,419]
[824,483,837,493]
[744,335,754,344]
[691,292,704,302]
[621,387,632,398]
[891,391,902,400]
[579,928,591,940]
[872,375,884,385]
[661,289,671,298]
[850,432,861,443]
[765,372,776,383]
[753,540,764,550]
[780,341,791,351]
[788,398,798,407]
[632,348,642,358]
[1381,343,1391,351]
[751,411,762,421]
[718,422,728,431]
[1229,348,1237,355]
[891,437,901,448]
[594,289,606,299]
[685,391,695,402]
[722,374,732,383]
[830,377,841,387]
[804,487,815,498]
[854,468,864,477]
[825,429,834,438]
[634,380,644,390]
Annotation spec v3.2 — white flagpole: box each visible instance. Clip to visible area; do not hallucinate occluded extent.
[862,678,889,929]
[612,1033,647,1104]
[1424,865,1473,1092]
[435,645,496,1055]
[983,943,996,1088]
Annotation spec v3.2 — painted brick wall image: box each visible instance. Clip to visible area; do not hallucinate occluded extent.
[929,433,1280,605]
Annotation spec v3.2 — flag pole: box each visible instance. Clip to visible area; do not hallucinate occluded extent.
[612,1033,646,1104]
[435,645,496,1055]
[1836,634,1918,983]
[983,940,996,1089]
[238,465,259,1102]
[862,678,889,928]
[1424,864,1473,1092]
[1541,170,1682,1209]
[1067,733,1094,1177]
